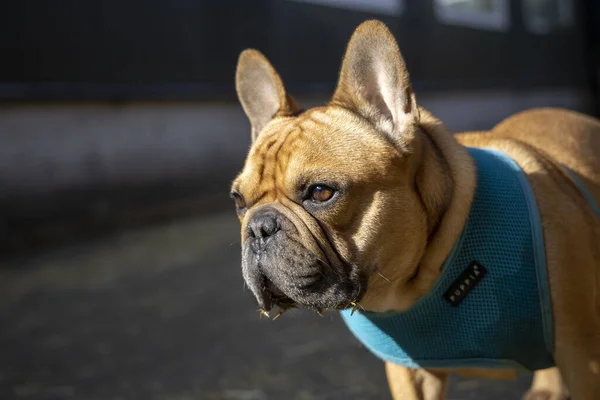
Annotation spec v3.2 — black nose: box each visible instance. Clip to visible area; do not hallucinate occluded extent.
[247,210,280,251]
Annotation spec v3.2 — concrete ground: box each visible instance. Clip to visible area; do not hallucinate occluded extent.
[0,211,534,400]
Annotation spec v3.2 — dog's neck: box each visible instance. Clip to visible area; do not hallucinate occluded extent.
[416,108,477,274]
[369,108,477,312]
[414,121,454,241]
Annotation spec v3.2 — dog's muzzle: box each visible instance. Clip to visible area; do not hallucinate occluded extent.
[241,207,365,313]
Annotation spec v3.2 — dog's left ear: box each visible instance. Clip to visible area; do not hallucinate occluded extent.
[236,49,299,142]
[332,20,419,151]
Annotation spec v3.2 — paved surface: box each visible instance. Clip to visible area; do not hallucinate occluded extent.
[0,212,534,399]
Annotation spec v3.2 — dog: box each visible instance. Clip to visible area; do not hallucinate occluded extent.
[230,20,600,399]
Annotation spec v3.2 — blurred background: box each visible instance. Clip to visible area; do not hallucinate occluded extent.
[0,0,598,399]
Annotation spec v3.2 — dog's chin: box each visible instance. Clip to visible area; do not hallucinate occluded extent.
[247,261,368,314]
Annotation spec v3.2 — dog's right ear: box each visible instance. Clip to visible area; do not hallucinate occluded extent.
[235,49,299,141]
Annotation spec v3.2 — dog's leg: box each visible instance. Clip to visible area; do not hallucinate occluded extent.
[523,367,569,400]
[554,340,600,400]
[385,362,448,400]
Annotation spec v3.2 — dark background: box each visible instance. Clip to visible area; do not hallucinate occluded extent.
[0,0,595,98]
[1,0,598,398]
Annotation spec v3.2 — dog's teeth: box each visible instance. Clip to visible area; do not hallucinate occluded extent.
[272,311,283,320]
[258,309,270,318]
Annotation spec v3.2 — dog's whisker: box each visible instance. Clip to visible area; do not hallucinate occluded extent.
[376,269,392,284]
[315,258,333,275]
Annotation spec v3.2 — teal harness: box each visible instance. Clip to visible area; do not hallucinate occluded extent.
[341,147,600,370]
[341,148,557,370]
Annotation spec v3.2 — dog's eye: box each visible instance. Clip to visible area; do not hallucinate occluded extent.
[230,192,247,210]
[310,185,335,202]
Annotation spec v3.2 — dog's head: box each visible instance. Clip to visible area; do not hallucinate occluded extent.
[231,21,447,315]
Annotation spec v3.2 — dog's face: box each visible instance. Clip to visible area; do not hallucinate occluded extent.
[231,21,432,314]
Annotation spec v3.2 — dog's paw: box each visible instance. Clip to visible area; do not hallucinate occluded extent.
[522,390,570,400]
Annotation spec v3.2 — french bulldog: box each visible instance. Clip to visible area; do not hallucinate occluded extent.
[230,20,600,400]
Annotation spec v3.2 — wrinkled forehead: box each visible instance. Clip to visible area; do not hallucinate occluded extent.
[233,106,397,196]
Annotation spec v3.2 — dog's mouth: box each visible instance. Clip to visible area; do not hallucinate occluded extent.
[239,206,368,318]
[260,277,297,313]
[253,264,368,319]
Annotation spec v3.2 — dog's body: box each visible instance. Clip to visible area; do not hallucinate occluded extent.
[385,108,600,399]
[231,20,600,399]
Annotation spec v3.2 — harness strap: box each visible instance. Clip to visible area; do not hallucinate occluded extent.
[561,167,600,220]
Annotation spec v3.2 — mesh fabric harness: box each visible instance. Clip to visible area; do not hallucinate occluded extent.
[340,147,555,370]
